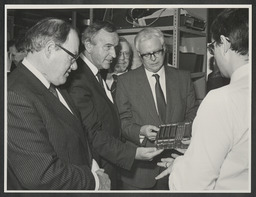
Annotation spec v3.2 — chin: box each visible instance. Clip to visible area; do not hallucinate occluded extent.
[103,64,111,70]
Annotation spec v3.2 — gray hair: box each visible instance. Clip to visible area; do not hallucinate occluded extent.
[134,27,165,51]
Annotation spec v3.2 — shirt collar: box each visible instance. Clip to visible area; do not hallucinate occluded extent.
[230,63,250,83]
[80,53,99,76]
[144,65,165,78]
[22,58,50,89]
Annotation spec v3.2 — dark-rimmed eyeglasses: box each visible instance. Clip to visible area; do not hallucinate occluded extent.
[139,48,164,60]
[56,44,80,64]
[207,41,216,55]
[207,37,230,55]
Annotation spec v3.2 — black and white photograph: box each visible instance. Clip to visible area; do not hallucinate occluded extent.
[1,1,255,196]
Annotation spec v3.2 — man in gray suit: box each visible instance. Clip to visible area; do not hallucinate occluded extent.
[115,27,198,190]
[7,17,109,190]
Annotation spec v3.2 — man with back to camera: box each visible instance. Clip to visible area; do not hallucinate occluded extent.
[115,27,198,190]
[66,20,163,190]
[7,17,110,190]
[156,8,250,191]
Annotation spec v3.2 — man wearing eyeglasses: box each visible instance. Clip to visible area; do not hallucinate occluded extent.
[7,18,111,190]
[66,21,163,190]
[156,9,249,191]
[115,27,198,190]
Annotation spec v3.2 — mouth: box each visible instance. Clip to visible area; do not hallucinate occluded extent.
[65,70,71,77]
[105,59,113,64]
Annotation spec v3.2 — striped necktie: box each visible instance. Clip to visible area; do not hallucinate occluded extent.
[49,84,59,99]
[153,74,166,123]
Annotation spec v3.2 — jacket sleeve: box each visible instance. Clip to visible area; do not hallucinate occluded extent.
[8,91,95,190]
[67,78,136,171]
[115,77,142,146]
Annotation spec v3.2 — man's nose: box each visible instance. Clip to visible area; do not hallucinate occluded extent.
[150,54,157,61]
[110,47,116,58]
[119,52,125,60]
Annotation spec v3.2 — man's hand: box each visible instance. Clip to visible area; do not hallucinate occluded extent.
[96,169,111,190]
[135,147,164,160]
[140,125,159,141]
[155,153,181,180]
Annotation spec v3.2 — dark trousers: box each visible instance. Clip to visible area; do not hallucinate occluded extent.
[117,174,169,190]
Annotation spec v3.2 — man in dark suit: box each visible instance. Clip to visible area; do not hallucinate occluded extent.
[66,21,162,190]
[7,18,110,190]
[115,27,198,190]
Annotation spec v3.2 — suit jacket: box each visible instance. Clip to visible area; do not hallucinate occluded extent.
[115,65,198,188]
[7,64,95,190]
[66,57,136,189]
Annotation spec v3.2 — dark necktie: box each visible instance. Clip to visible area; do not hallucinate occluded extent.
[96,71,104,88]
[111,74,118,93]
[49,84,59,99]
[153,74,166,123]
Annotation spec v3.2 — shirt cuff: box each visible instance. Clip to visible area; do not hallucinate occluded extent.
[91,159,100,190]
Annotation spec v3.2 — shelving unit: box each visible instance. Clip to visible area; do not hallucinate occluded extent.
[117,8,208,101]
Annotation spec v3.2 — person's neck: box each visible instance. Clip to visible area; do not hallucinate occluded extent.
[230,53,249,76]
[26,52,45,74]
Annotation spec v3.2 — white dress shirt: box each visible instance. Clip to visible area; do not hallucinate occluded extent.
[169,64,250,191]
[22,58,100,190]
[145,66,167,115]
[80,54,114,103]
[139,66,166,143]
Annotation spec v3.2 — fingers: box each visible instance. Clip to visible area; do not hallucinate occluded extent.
[96,170,111,190]
[96,168,105,173]
[161,158,174,163]
[148,125,160,131]
[149,148,164,158]
[155,168,170,180]
[171,153,182,158]
[157,161,167,168]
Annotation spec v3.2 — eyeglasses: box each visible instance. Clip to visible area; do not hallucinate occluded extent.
[207,41,216,55]
[207,37,231,55]
[56,44,80,64]
[139,48,164,60]
[118,51,130,58]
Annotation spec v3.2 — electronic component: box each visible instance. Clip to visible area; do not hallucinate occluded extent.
[155,122,192,149]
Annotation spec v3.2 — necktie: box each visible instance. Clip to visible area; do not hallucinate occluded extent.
[49,84,59,99]
[111,74,118,93]
[153,74,166,123]
[96,71,104,88]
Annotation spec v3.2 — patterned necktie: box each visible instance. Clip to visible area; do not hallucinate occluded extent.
[153,74,166,123]
[49,84,59,99]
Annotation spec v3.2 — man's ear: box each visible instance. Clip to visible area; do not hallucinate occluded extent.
[44,41,56,58]
[84,40,93,53]
[220,35,231,54]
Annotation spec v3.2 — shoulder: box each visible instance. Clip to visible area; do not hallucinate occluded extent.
[165,65,190,76]
[118,66,143,81]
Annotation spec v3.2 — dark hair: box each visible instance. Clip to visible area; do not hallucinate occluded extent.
[81,20,116,44]
[24,17,74,53]
[7,40,15,52]
[210,9,248,55]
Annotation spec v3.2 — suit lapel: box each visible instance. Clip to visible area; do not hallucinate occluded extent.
[82,61,116,108]
[20,65,86,142]
[138,67,161,124]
